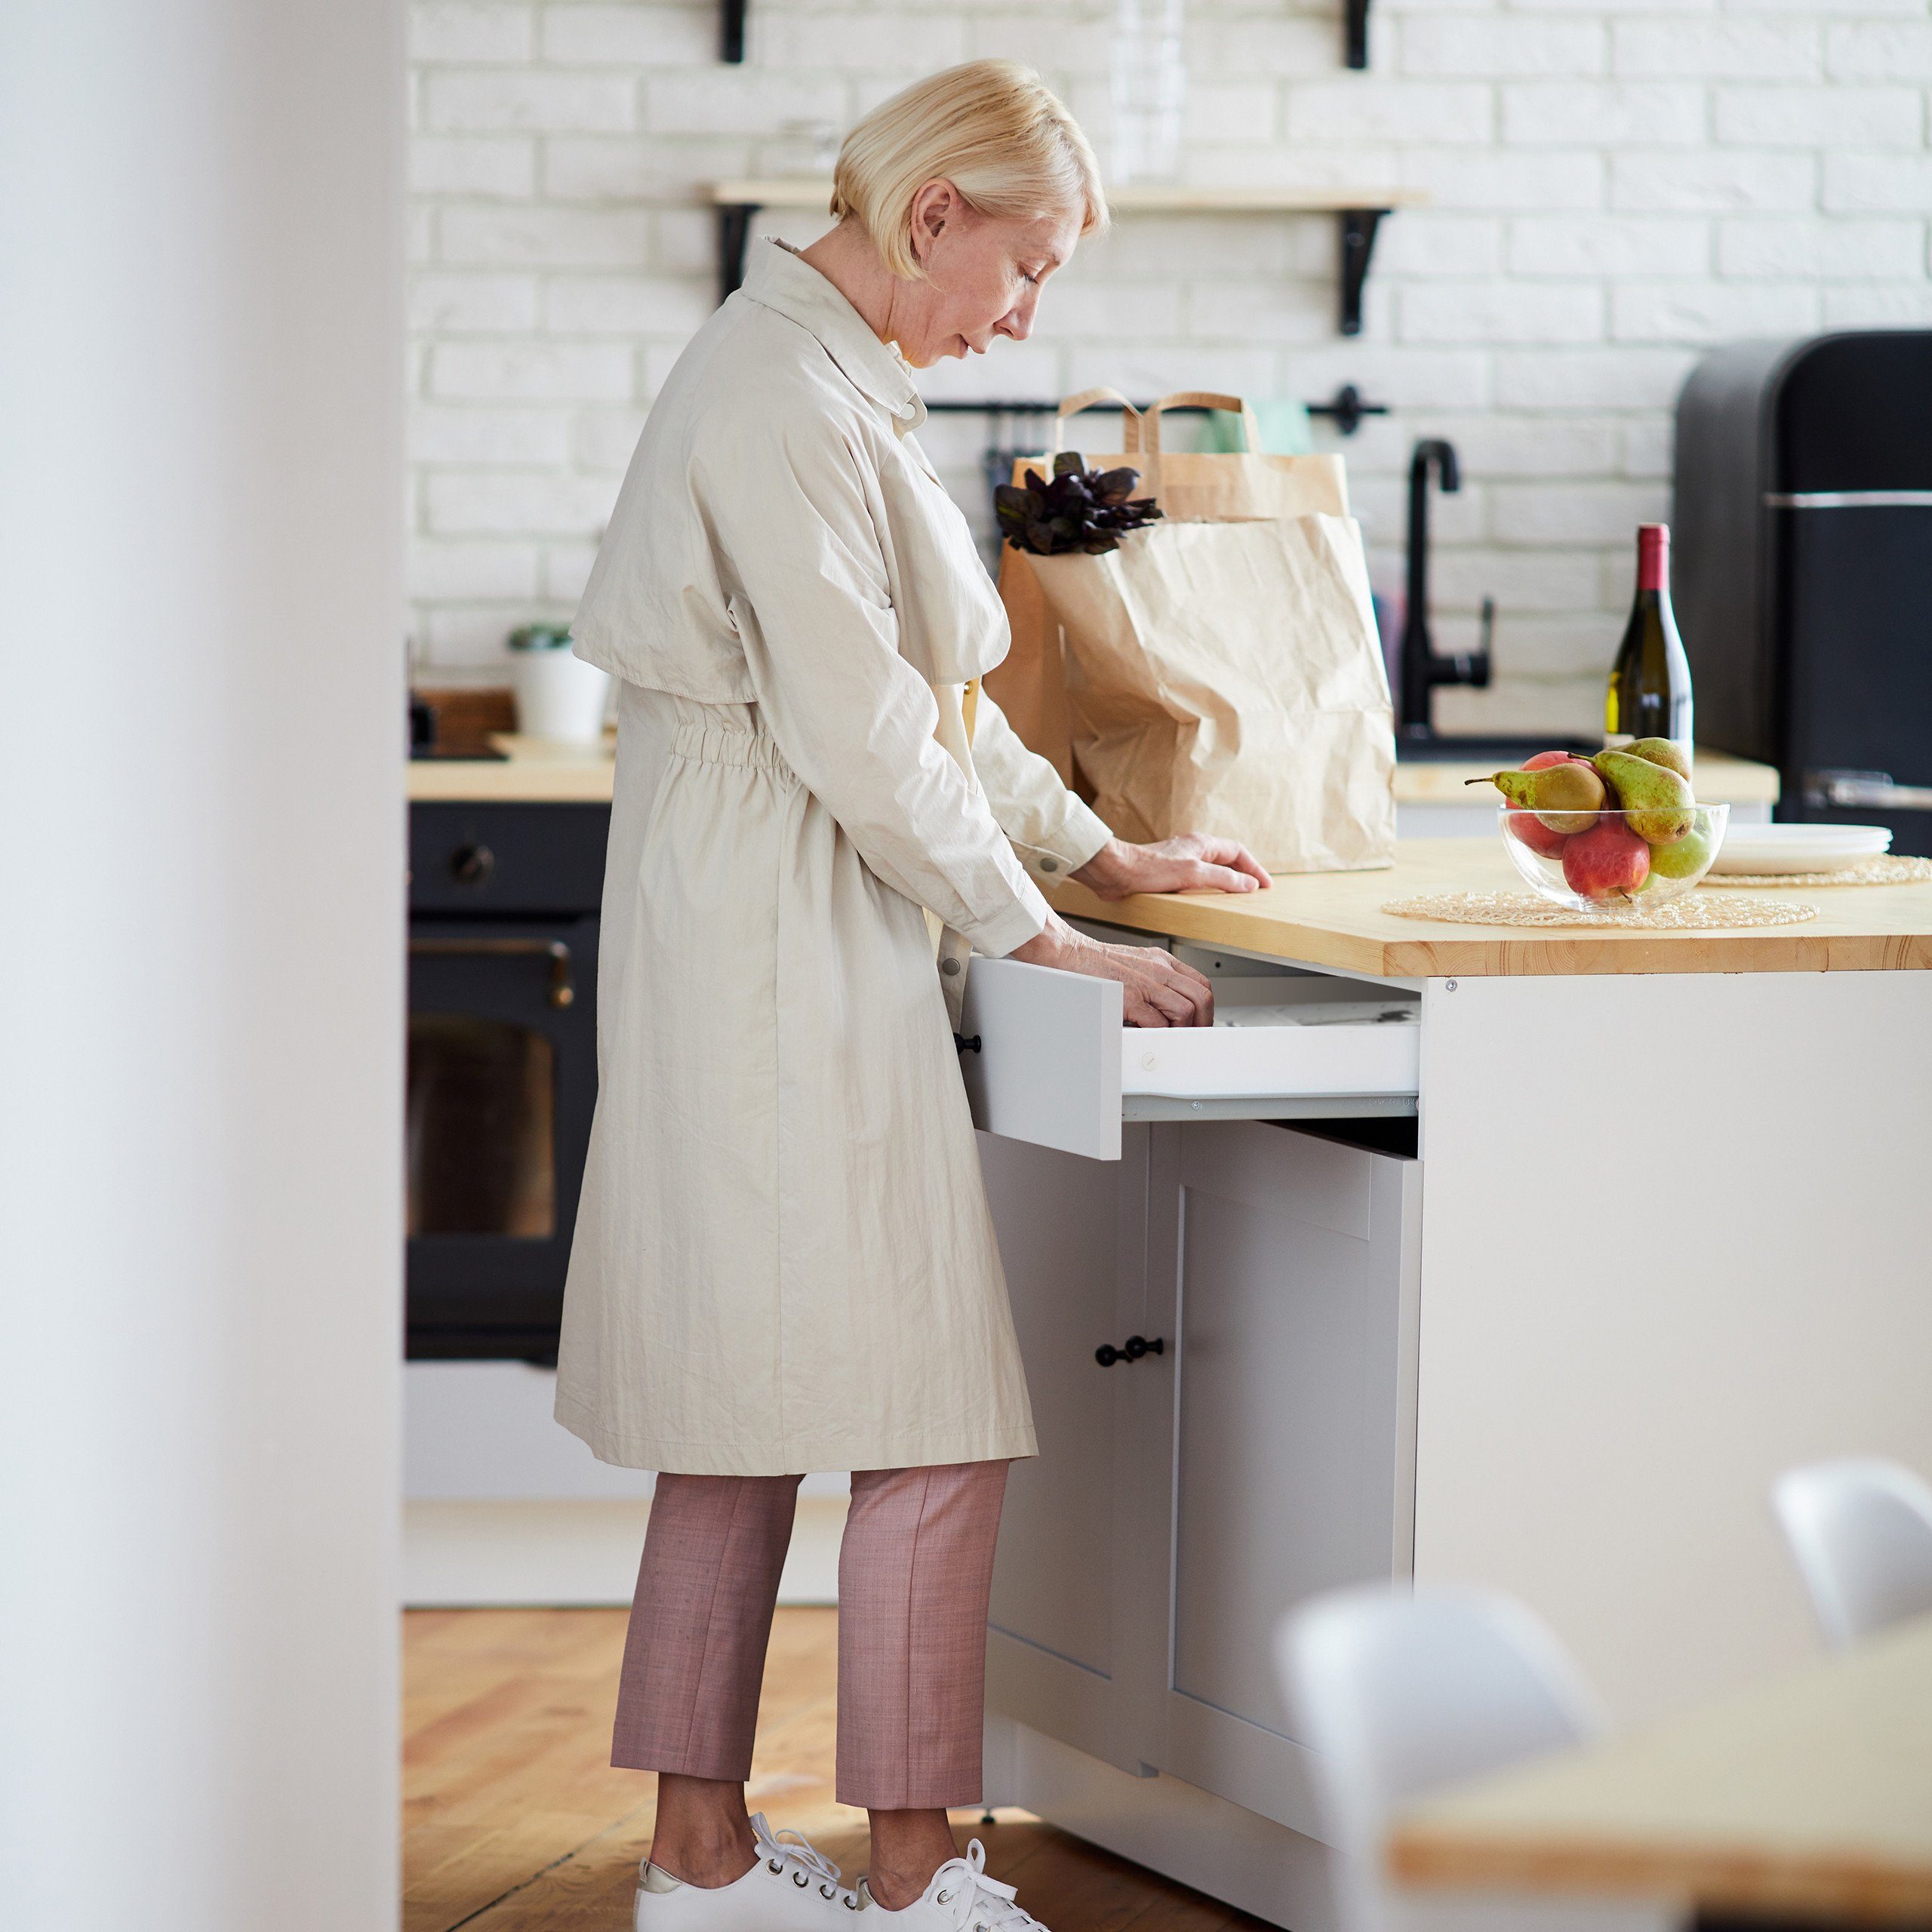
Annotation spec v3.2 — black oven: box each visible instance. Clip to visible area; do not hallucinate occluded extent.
[407,802,611,1361]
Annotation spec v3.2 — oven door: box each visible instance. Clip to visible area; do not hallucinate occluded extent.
[405,914,598,1361]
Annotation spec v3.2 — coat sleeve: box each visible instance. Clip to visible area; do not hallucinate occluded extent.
[970,688,1112,888]
[697,414,1049,960]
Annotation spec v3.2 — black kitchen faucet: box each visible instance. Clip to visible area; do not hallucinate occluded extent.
[1399,438,1491,737]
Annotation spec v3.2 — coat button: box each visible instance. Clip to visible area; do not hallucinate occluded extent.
[941,957,961,976]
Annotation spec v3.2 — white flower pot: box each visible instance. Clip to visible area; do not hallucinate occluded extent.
[512,647,610,743]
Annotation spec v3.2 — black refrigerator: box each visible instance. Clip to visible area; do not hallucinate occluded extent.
[1673,329,1932,854]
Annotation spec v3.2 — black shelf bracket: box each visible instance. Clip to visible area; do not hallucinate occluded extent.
[1338,208,1386,337]
[717,201,756,306]
[1345,0,1371,68]
[721,0,746,61]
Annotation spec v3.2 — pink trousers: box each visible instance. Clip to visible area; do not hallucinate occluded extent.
[612,1461,1011,1810]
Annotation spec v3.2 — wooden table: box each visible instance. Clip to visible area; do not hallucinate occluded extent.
[1387,1615,1932,1926]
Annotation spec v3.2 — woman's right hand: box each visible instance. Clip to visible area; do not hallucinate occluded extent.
[1008,913,1214,1027]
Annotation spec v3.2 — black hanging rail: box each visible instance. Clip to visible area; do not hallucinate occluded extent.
[918,386,1387,438]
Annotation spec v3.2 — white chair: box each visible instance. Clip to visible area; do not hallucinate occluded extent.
[1276,1585,1661,1932]
[1773,1457,1932,1651]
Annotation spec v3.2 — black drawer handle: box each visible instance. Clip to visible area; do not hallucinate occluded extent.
[954,1033,983,1054]
[1095,1334,1164,1367]
[409,936,574,1009]
[450,841,495,887]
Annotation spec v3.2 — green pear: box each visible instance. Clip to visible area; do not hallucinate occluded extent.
[1647,818,1717,879]
[1593,749,1694,845]
[1621,737,1693,783]
[1468,761,1605,835]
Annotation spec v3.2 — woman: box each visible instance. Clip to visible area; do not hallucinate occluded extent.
[558,60,1269,1932]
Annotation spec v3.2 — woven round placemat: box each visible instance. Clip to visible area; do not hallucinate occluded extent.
[1702,855,1932,888]
[1381,890,1818,930]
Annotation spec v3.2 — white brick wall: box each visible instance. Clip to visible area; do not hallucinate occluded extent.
[407,0,1932,731]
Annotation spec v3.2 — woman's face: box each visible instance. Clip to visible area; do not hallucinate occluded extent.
[891,183,1084,368]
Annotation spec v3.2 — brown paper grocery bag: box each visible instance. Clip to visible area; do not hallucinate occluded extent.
[1030,516,1397,872]
[1074,386,1351,521]
[986,389,1355,785]
[989,541,1077,784]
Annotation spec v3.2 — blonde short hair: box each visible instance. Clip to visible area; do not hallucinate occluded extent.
[830,60,1108,280]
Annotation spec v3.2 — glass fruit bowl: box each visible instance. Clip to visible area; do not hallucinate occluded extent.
[1500,801,1729,911]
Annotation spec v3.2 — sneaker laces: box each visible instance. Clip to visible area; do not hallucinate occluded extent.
[752,1812,860,1909]
[926,1840,1040,1932]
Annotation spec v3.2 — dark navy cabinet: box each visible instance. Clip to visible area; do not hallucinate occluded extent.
[407,803,611,1361]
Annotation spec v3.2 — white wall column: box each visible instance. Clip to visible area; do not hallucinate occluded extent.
[0,4,405,1927]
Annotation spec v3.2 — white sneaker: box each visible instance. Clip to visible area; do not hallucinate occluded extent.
[856,1839,1045,1932]
[634,1812,861,1932]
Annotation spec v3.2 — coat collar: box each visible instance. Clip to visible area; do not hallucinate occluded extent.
[740,239,927,435]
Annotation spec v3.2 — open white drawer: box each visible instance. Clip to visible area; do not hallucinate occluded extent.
[959,953,1418,1161]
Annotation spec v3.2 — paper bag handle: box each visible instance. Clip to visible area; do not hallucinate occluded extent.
[1140,391,1265,456]
[1052,387,1144,455]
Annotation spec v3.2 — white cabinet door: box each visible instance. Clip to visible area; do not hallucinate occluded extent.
[1143,1121,1421,1842]
[977,1125,1161,1775]
[961,958,1419,1163]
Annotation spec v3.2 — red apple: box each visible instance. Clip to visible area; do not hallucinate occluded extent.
[1561,818,1651,900]
[1521,749,1583,771]
[1506,809,1570,858]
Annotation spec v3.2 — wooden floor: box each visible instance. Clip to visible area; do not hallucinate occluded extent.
[405,1606,1275,1932]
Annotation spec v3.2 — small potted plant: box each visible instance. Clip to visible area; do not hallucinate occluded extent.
[507,624,611,743]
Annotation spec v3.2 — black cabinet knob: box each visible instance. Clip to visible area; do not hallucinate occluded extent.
[450,841,495,887]
[1095,1334,1165,1367]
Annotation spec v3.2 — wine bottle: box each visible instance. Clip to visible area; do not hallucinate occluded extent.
[1604,522,1693,755]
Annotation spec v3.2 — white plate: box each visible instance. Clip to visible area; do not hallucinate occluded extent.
[1722,823,1892,847]
[1709,823,1893,874]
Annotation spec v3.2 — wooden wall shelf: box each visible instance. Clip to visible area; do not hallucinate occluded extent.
[707,180,1426,337]
[721,2,1378,69]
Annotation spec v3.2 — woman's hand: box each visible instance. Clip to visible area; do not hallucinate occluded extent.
[1008,913,1215,1027]
[1070,835,1272,901]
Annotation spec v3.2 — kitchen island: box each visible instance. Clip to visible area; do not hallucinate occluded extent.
[971,839,1932,1932]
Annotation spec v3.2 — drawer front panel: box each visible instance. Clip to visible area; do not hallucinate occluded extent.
[409,802,611,915]
[961,958,1123,1161]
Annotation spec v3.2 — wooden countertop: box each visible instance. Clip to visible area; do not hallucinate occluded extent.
[1386,1614,1932,1924]
[408,734,615,802]
[409,743,1915,977]
[1048,838,1932,977]
[1393,748,1777,806]
[408,740,1780,810]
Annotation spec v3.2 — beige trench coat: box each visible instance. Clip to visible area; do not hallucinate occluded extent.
[555,240,1111,1475]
